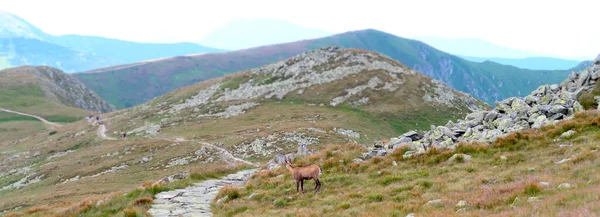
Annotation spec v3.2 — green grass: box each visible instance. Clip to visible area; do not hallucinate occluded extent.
[0,112,39,123]
[0,83,89,121]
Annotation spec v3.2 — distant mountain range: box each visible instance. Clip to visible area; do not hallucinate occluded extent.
[199,18,332,50]
[0,11,223,72]
[415,36,586,70]
[75,29,574,109]
[413,36,543,59]
[461,56,582,70]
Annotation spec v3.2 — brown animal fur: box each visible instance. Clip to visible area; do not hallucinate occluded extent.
[285,158,322,193]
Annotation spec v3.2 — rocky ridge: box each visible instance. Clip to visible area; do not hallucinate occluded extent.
[167,47,485,118]
[365,55,600,159]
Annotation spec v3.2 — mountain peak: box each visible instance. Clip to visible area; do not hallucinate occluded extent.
[0,11,47,39]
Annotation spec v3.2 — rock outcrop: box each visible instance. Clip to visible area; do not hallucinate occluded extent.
[167,47,486,117]
[365,55,600,159]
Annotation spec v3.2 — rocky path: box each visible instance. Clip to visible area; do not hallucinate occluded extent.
[161,137,258,167]
[197,141,258,166]
[97,124,116,140]
[0,107,62,128]
[148,169,257,217]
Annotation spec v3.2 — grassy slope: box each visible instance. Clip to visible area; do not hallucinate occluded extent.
[0,111,46,144]
[0,68,92,122]
[74,29,569,109]
[213,111,600,216]
[0,54,480,214]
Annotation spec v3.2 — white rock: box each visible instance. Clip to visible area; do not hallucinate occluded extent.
[426,199,442,206]
[560,130,577,138]
[448,153,472,162]
[527,197,541,203]
[456,200,467,208]
[500,156,508,161]
[555,158,572,164]
[539,182,550,187]
[558,183,573,189]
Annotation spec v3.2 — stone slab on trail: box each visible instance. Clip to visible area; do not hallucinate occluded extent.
[148,169,257,217]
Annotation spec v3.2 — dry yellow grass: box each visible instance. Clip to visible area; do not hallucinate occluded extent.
[212,111,600,216]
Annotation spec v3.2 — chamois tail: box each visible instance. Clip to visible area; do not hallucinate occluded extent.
[318,166,323,176]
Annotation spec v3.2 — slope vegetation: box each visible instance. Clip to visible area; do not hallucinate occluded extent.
[214,111,600,216]
[0,66,115,116]
[0,48,487,214]
[75,29,569,108]
[210,56,600,216]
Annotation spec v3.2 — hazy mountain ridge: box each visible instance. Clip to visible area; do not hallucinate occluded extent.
[75,29,571,109]
[462,56,582,70]
[0,11,222,72]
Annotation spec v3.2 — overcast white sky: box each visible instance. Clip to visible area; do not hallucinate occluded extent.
[1,0,599,59]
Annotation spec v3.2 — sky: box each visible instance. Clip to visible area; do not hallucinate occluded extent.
[1,0,599,59]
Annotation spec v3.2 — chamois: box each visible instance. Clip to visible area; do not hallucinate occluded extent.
[285,158,322,193]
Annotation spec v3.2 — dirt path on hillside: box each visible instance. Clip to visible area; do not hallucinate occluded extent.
[147,169,257,217]
[97,124,117,140]
[0,107,63,128]
[161,137,257,167]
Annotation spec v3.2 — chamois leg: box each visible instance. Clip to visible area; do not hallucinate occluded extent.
[315,179,321,192]
[301,180,305,194]
[296,180,300,193]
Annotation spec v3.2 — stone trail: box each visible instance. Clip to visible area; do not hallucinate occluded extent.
[148,169,257,217]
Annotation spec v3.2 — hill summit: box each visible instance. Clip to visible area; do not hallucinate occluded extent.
[0,66,116,114]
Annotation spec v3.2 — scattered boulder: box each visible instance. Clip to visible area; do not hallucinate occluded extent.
[448,154,472,163]
[527,197,541,203]
[558,183,573,189]
[456,200,467,208]
[539,182,550,187]
[556,158,572,164]
[560,130,577,138]
[140,156,152,164]
[426,199,442,206]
